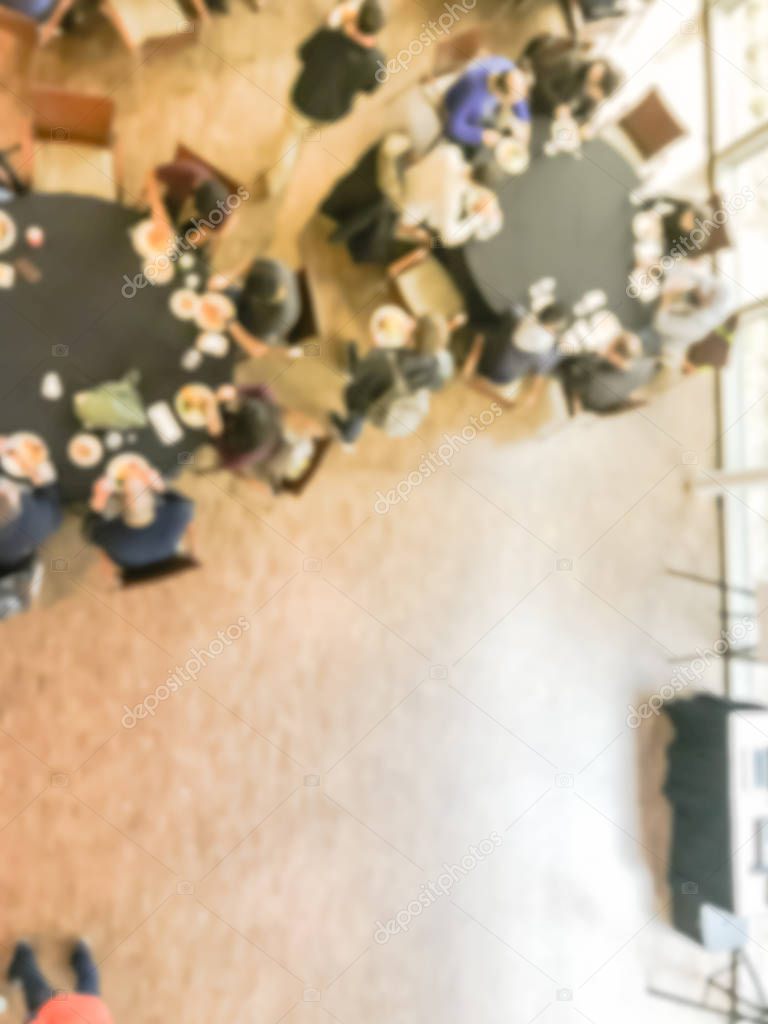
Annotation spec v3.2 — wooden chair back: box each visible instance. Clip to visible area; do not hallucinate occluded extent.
[29,85,115,146]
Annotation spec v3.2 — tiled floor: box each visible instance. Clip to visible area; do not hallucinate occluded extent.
[0,1,732,1022]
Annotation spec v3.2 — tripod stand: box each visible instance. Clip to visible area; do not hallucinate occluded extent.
[650,950,768,1022]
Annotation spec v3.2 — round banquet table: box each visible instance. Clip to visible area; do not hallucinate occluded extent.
[0,193,236,503]
[442,119,656,340]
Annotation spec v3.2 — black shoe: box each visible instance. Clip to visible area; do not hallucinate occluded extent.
[70,939,90,970]
[7,941,34,983]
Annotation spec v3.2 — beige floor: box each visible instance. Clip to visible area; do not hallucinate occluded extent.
[0,1,733,1022]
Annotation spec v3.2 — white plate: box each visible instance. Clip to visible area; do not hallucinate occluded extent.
[0,211,18,255]
[143,256,175,286]
[174,383,216,429]
[67,432,104,468]
[1,432,54,482]
[195,293,236,333]
[131,218,173,259]
[370,305,413,348]
[196,331,229,357]
[169,288,200,321]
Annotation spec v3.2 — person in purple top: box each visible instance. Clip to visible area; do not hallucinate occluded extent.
[444,56,533,158]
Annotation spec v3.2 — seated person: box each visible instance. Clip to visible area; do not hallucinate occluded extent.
[331,312,457,443]
[85,460,195,576]
[559,339,660,414]
[322,133,501,264]
[144,157,238,257]
[653,261,734,369]
[216,259,302,358]
[381,134,503,249]
[203,384,327,492]
[321,136,416,265]
[8,939,114,1024]
[443,56,533,159]
[462,303,568,408]
[636,195,708,260]
[522,34,620,126]
[0,476,62,571]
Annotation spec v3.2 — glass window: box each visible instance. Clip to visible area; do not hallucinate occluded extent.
[711,0,768,149]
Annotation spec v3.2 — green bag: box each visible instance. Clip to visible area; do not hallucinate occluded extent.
[73,371,147,431]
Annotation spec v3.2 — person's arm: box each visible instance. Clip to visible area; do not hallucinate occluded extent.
[186,0,211,25]
[90,477,115,514]
[38,0,74,44]
[388,245,429,280]
[462,332,485,381]
[229,320,271,359]
[517,374,549,411]
[208,255,254,291]
[143,167,175,233]
[445,79,487,148]
[512,110,532,146]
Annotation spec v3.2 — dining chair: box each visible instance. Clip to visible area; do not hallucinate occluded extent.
[26,85,123,201]
[387,247,465,321]
[617,88,686,162]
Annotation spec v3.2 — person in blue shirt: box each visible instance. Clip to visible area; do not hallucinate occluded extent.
[85,462,195,577]
[0,478,62,570]
[444,56,533,158]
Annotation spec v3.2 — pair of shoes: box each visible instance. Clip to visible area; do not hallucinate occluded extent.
[7,939,92,983]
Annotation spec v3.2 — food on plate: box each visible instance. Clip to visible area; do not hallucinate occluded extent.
[0,211,18,255]
[67,433,104,468]
[174,383,216,429]
[195,292,236,332]
[1,432,55,483]
[169,288,200,320]
[370,305,413,348]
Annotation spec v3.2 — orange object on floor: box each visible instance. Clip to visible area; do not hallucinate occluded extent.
[34,995,114,1024]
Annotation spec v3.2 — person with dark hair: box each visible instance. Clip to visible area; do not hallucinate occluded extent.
[653,261,734,370]
[636,195,710,260]
[559,348,660,414]
[212,258,302,357]
[523,34,620,125]
[203,384,328,491]
[443,56,533,159]
[143,156,241,260]
[7,939,113,1024]
[331,312,458,444]
[322,131,503,264]
[85,460,195,576]
[263,0,386,195]
[462,302,568,407]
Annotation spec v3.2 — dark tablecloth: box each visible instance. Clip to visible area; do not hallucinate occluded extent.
[442,119,653,337]
[0,193,236,502]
